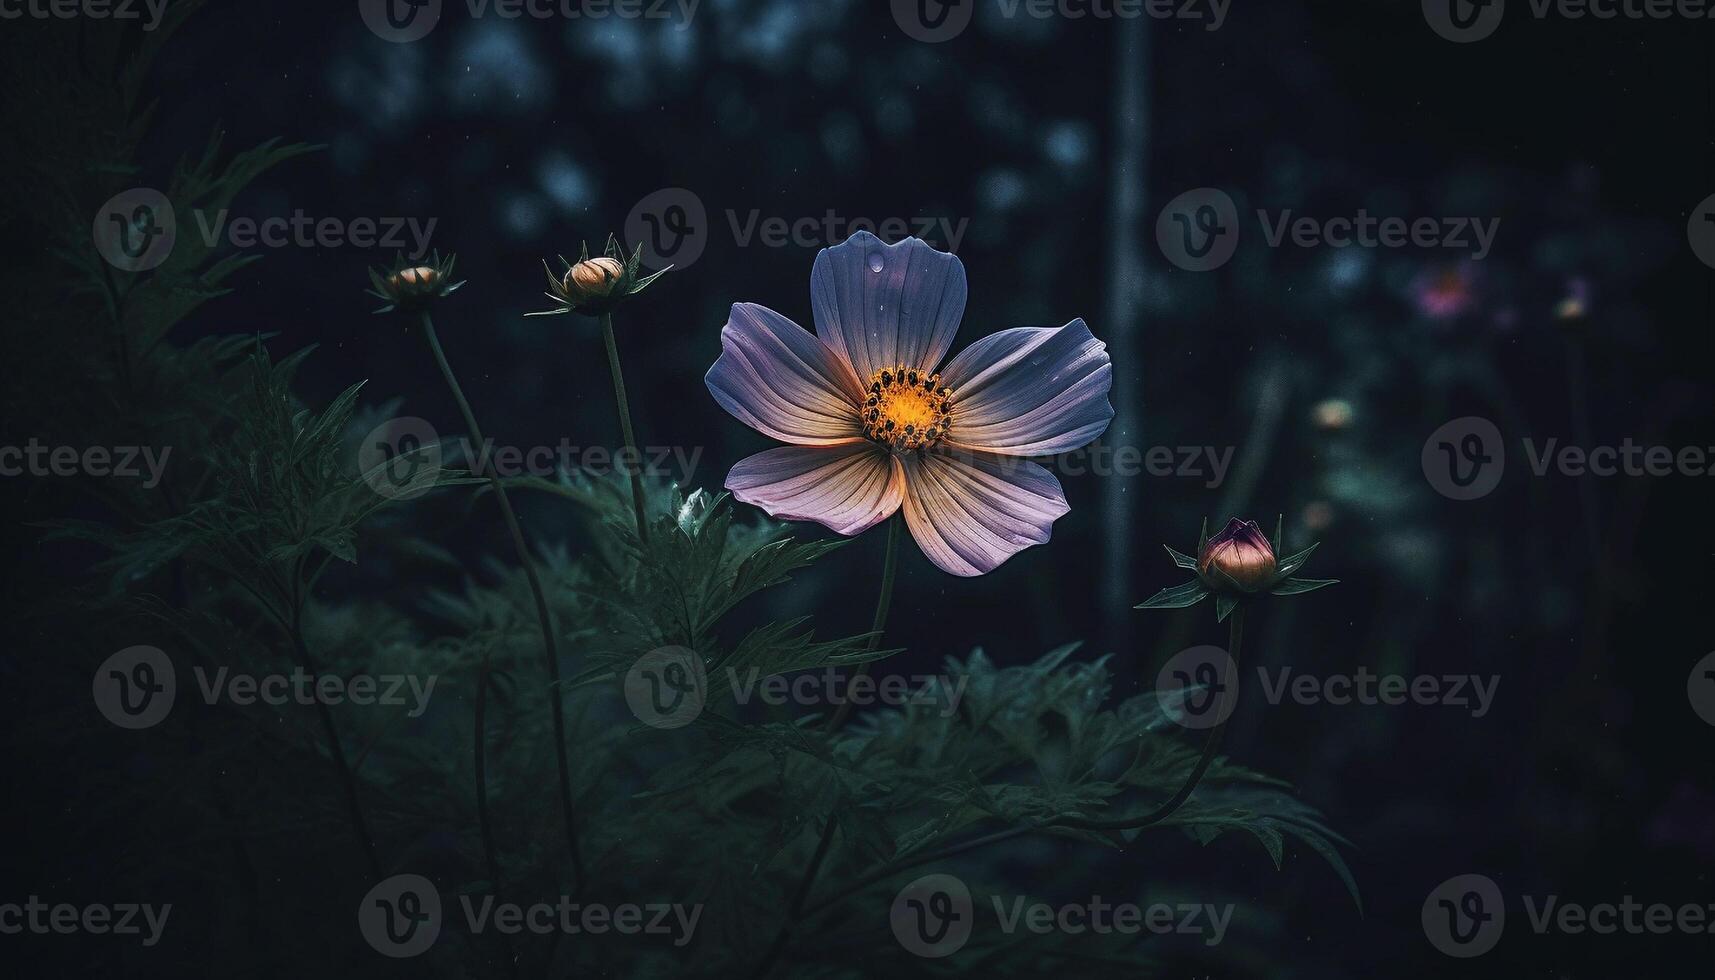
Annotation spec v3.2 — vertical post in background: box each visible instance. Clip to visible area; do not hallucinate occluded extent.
[1102,13,1151,655]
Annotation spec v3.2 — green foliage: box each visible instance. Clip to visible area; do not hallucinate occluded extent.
[10,10,1358,977]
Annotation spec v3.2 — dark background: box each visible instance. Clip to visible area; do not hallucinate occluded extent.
[4,0,1714,975]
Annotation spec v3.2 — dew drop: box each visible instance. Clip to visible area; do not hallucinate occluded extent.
[868,252,885,273]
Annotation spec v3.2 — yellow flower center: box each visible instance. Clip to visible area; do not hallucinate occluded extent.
[861,365,953,452]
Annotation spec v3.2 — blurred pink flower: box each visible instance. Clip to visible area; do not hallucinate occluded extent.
[1411,263,1478,319]
[705,232,1113,576]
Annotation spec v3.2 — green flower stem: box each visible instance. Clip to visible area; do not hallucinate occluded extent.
[822,512,901,735]
[754,515,903,975]
[420,313,585,889]
[599,312,650,543]
[797,605,1249,919]
[1054,603,1245,831]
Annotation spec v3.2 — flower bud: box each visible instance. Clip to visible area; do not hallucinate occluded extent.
[368,253,464,314]
[1197,518,1277,593]
[388,265,440,293]
[563,257,625,303]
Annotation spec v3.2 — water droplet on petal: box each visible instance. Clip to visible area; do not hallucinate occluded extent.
[868,253,885,273]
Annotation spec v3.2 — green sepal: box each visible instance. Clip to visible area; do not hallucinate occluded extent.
[1215,593,1240,623]
[1273,542,1320,580]
[1271,577,1339,596]
[1164,544,1198,570]
[1134,579,1210,610]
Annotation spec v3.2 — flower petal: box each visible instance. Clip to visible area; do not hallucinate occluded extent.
[810,231,968,383]
[705,303,867,446]
[726,443,905,537]
[900,450,1070,577]
[939,319,1114,457]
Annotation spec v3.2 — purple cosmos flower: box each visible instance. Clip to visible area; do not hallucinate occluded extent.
[704,232,1114,577]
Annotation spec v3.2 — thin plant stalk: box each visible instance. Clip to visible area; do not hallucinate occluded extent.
[420,313,585,888]
[822,513,901,734]
[753,515,903,976]
[599,312,650,543]
[1053,604,1244,830]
